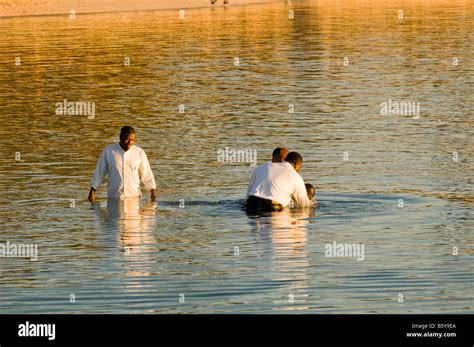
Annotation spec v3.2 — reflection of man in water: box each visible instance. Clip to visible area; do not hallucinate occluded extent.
[88,126,156,203]
[92,197,157,279]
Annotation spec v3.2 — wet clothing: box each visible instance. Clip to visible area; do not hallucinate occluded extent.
[91,144,156,199]
[245,162,313,208]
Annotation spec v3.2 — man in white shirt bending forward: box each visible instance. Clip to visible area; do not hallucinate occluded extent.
[245,151,314,213]
[88,126,157,203]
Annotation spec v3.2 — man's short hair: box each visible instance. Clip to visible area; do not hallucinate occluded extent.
[272,147,288,162]
[120,126,135,138]
[285,151,303,166]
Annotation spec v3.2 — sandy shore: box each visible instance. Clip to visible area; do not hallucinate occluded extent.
[0,0,282,17]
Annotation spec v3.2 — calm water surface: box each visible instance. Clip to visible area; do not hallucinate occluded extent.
[0,0,472,313]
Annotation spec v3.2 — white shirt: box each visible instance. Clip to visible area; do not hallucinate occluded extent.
[246,162,313,208]
[91,143,156,199]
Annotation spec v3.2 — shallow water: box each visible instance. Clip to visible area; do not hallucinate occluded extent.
[0,0,473,313]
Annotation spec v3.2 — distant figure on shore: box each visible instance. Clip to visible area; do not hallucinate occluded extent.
[211,0,229,5]
[88,126,156,203]
[245,151,314,213]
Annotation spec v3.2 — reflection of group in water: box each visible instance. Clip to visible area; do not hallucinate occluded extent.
[88,127,316,216]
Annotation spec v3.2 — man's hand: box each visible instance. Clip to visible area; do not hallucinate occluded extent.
[150,189,157,202]
[88,187,96,203]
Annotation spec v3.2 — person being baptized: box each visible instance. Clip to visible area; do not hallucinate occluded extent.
[305,183,316,204]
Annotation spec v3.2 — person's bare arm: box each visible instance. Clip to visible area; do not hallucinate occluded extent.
[293,177,314,207]
[139,150,157,202]
[89,148,108,203]
[88,187,96,203]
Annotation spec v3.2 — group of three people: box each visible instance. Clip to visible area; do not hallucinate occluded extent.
[88,126,316,212]
[245,147,315,213]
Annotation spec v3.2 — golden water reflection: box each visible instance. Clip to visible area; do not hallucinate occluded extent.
[252,208,315,311]
[94,198,157,279]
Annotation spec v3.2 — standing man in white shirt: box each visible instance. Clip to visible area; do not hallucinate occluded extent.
[245,151,314,213]
[87,126,157,203]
